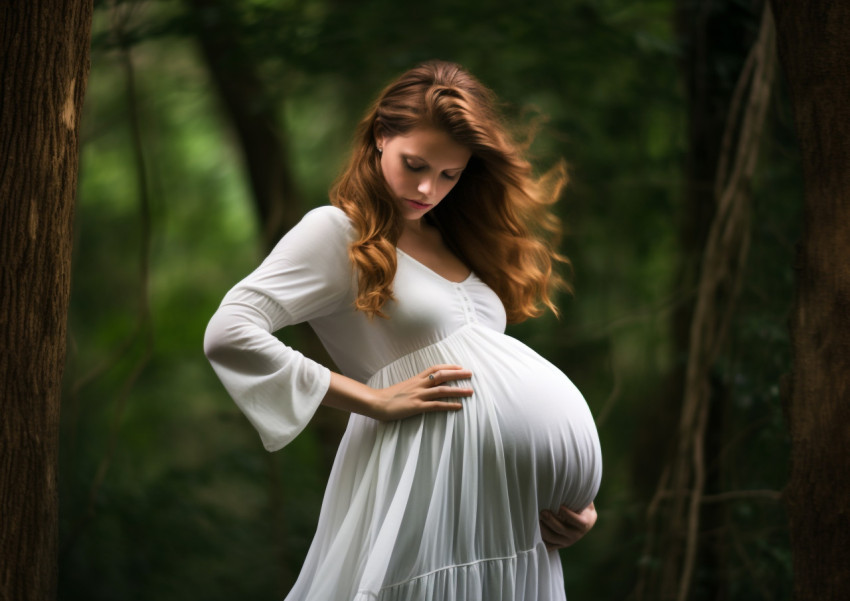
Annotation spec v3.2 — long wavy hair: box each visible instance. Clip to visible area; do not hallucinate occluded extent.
[331,60,569,323]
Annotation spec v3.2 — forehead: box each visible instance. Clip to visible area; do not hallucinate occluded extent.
[390,127,471,168]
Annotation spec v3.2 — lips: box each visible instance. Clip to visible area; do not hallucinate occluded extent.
[405,198,431,210]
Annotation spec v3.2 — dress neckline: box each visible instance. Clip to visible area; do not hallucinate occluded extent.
[396,248,475,285]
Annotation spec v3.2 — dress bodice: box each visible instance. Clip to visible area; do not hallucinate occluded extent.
[310,246,507,383]
[204,206,504,449]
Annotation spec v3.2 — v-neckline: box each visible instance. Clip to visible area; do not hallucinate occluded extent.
[396,248,474,285]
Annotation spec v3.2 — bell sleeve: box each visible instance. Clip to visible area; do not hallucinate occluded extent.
[203,206,355,451]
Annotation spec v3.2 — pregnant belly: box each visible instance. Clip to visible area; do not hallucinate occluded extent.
[355,325,602,577]
[368,325,602,515]
[478,331,602,514]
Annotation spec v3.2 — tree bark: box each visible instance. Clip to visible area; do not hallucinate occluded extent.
[769,2,850,600]
[0,2,93,600]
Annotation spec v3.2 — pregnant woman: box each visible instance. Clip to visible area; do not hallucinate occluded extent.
[204,60,602,600]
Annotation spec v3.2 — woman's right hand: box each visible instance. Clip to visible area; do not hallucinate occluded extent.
[369,364,473,421]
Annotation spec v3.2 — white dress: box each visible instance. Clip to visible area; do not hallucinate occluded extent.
[204,206,602,601]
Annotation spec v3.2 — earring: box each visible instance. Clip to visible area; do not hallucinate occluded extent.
[377,146,383,154]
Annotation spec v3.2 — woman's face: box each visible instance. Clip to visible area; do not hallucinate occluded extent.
[378,127,472,222]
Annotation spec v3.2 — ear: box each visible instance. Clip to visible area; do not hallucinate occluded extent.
[373,122,388,151]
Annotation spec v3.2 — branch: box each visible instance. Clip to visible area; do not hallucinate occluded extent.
[676,8,776,600]
[632,5,778,599]
[652,488,782,504]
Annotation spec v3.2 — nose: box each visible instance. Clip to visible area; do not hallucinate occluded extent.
[417,176,435,197]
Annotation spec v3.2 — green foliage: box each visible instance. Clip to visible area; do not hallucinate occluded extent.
[60,1,798,599]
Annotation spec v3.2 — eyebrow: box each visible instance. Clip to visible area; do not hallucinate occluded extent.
[403,154,467,172]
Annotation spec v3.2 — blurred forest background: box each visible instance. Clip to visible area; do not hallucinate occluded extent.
[58,0,798,599]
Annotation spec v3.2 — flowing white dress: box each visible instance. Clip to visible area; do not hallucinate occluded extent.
[204,206,602,601]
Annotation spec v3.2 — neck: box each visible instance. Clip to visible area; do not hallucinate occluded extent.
[402,217,426,235]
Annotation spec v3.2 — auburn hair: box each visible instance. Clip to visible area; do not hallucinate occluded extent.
[330,60,569,323]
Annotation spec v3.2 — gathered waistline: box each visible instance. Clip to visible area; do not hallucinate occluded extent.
[367,323,494,382]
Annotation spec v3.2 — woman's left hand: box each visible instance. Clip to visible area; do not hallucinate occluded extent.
[539,502,597,552]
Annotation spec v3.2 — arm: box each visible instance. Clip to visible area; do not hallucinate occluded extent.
[205,207,472,451]
[205,302,474,448]
[204,207,356,451]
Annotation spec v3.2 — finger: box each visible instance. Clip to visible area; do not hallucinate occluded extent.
[423,385,473,400]
[427,369,473,386]
[425,364,471,376]
[563,501,596,517]
[540,510,570,537]
[583,502,598,527]
[558,504,597,531]
[555,507,584,527]
[577,501,597,520]
[540,522,558,551]
[423,364,465,378]
[422,391,469,408]
[421,400,463,412]
[539,520,571,550]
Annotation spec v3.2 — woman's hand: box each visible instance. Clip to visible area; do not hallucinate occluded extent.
[370,364,473,421]
[540,502,597,552]
[322,365,473,421]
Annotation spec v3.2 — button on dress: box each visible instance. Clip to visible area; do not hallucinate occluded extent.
[204,206,602,601]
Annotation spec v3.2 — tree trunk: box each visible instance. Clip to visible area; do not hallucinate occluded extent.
[0,2,93,600]
[185,0,303,251]
[769,2,850,599]
[184,1,347,587]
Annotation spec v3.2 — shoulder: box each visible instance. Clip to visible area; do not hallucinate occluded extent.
[270,205,355,258]
[298,205,355,239]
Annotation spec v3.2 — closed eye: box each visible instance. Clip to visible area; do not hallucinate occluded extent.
[403,157,463,180]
